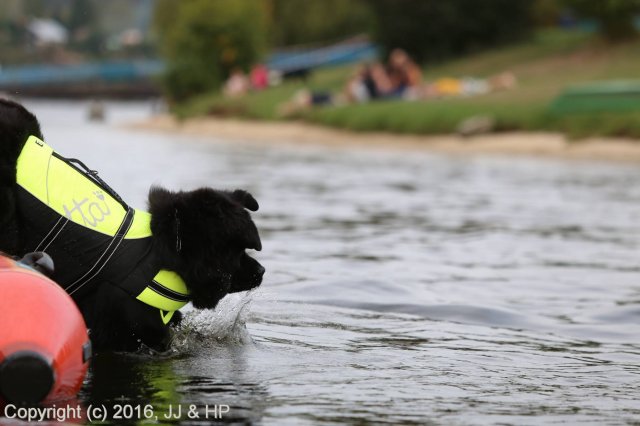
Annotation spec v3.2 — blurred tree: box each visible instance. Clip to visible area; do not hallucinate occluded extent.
[154,0,267,101]
[67,0,92,34]
[0,0,24,20]
[366,0,534,64]
[532,0,563,27]
[23,0,46,17]
[567,0,640,40]
[267,0,373,46]
[66,0,105,57]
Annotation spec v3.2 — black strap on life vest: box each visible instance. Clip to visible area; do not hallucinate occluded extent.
[47,151,135,296]
[148,279,191,303]
[65,206,135,296]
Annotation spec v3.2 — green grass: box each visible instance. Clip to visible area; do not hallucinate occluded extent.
[305,100,548,134]
[175,29,640,139]
[174,64,351,120]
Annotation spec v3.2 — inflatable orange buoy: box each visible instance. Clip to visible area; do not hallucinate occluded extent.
[0,255,91,404]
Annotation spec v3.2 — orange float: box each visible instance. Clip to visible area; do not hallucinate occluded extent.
[0,254,90,404]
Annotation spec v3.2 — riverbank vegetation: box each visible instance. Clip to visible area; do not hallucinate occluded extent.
[173,28,640,140]
[154,0,535,102]
[150,0,640,140]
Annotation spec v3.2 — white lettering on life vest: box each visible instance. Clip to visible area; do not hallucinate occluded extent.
[63,190,112,228]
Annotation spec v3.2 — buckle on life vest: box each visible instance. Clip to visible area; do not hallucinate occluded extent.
[159,310,175,325]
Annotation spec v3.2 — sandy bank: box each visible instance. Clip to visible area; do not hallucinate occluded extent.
[129,115,640,163]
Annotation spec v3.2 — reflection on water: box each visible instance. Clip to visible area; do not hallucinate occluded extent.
[19,101,640,424]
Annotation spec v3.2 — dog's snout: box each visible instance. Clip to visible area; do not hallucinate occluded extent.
[256,264,265,278]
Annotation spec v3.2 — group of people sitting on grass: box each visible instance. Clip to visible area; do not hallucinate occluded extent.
[279,48,517,116]
[346,48,423,102]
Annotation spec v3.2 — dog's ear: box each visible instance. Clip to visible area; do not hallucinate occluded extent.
[226,190,261,250]
[230,189,259,212]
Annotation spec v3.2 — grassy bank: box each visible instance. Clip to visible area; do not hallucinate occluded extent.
[175,30,640,139]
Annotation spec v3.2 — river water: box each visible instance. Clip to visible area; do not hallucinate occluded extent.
[19,101,640,425]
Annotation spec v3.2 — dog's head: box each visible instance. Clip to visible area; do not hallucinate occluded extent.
[148,186,264,309]
[0,98,43,185]
[0,98,43,141]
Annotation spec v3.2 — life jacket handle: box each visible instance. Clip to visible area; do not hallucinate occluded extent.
[52,152,129,210]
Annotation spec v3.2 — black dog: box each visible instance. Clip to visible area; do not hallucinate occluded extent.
[0,99,264,352]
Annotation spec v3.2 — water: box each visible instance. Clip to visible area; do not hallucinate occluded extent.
[16,101,640,424]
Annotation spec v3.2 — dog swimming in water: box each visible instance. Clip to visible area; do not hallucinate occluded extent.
[0,98,265,352]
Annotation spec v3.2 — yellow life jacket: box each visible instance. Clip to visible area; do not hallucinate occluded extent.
[16,135,189,324]
[138,270,190,324]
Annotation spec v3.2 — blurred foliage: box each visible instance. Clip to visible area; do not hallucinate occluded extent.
[567,0,640,40]
[266,0,373,46]
[66,0,94,34]
[22,0,46,17]
[365,0,535,64]
[531,0,563,27]
[177,28,640,139]
[65,0,105,57]
[154,0,267,102]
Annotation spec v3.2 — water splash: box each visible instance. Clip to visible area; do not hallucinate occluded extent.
[170,290,258,353]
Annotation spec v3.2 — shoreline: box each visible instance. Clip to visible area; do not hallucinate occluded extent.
[128,115,640,163]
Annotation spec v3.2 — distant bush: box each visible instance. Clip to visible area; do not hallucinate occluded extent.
[154,0,267,102]
[567,0,640,40]
[531,0,564,27]
[268,0,373,47]
[366,0,534,64]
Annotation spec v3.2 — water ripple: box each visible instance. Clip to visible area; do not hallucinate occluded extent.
[25,100,640,424]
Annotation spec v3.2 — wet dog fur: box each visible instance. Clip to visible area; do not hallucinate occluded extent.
[0,98,264,352]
